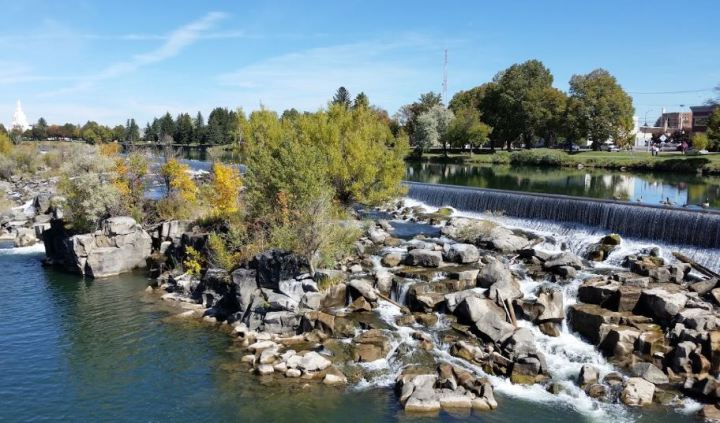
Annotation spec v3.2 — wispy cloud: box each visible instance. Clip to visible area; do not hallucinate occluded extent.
[0,61,79,85]
[216,35,447,112]
[42,11,228,96]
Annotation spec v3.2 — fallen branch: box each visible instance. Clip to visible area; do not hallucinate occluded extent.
[673,252,719,279]
[375,290,409,313]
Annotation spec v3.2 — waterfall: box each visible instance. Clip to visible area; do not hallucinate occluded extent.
[405,181,720,249]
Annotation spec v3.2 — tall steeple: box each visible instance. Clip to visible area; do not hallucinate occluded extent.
[12,99,30,132]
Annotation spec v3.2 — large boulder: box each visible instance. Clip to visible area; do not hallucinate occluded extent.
[637,288,688,326]
[230,268,259,317]
[13,227,38,247]
[535,285,564,323]
[445,243,480,264]
[630,362,669,385]
[454,296,514,343]
[544,252,583,270]
[477,258,522,303]
[405,249,443,268]
[252,249,308,291]
[43,217,152,278]
[621,377,655,406]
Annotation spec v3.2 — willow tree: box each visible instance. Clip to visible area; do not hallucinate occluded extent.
[243,103,409,216]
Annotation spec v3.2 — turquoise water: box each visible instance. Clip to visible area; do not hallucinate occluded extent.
[0,245,702,422]
[406,162,720,210]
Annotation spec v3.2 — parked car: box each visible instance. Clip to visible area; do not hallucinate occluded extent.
[659,142,680,152]
[600,143,620,152]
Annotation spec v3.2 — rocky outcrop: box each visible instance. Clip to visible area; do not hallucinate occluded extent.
[43,216,152,277]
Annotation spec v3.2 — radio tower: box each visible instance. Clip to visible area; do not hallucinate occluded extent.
[442,49,448,105]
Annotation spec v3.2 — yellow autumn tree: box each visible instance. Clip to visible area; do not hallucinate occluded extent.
[208,162,242,216]
[161,159,197,202]
[112,152,149,221]
[156,158,199,220]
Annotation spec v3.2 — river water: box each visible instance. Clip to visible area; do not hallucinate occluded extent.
[0,237,704,422]
[406,162,720,211]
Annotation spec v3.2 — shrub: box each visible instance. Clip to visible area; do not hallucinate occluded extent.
[58,149,122,233]
[268,193,362,274]
[11,144,41,175]
[183,246,203,275]
[99,143,121,157]
[207,232,241,271]
[692,133,709,151]
[0,132,12,155]
[0,155,14,180]
[60,172,122,233]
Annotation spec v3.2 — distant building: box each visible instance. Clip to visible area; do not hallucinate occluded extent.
[654,111,692,132]
[11,99,30,132]
[690,105,718,133]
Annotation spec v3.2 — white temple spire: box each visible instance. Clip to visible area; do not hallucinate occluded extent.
[11,99,30,132]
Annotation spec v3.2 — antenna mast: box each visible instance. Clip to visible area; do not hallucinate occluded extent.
[442,49,448,105]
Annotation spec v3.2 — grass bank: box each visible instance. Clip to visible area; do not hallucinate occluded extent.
[412,149,720,175]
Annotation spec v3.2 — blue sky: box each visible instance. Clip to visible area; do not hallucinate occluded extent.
[1,0,718,127]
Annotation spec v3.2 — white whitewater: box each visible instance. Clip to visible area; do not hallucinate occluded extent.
[350,200,702,422]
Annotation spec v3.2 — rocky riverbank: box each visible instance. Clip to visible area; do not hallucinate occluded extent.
[98,200,718,420]
[0,176,59,247]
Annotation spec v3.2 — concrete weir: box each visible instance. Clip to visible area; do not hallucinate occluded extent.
[404,181,720,249]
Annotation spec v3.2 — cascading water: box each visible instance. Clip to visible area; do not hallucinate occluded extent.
[405,181,720,249]
[352,210,702,422]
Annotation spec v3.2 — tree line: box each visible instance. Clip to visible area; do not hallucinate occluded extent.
[396,59,636,154]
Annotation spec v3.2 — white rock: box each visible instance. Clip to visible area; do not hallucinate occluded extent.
[298,351,331,372]
[248,340,278,352]
[256,364,274,375]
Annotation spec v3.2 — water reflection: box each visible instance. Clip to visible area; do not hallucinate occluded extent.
[406,162,720,210]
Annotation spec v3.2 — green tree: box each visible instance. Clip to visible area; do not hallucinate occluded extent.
[174,113,194,144]
[396,91,443,148]
[32,117,48,140]
[193,112,206,143]
[0,124,6,135]
[207,107,229,144]
[281,108,301,121]
[707,107,720,151]
[332,86,352,108]
[449,84,491,113]
[243,104,408,215]
[566,69,634,150]
[112,124,125,141]
[415,105,454,156]
[481,60,557,151]
[158,112,175,143]
[124,119,140,143]
[353,92,370,110]
[447,107,492,154]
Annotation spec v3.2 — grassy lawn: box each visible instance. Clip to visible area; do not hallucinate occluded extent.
[414,148,720,174]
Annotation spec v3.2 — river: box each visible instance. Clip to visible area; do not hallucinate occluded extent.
[0,238,703,422]
[406,162,720,210]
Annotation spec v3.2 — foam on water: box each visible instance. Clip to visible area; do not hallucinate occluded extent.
[354,199,707,421]
[403,197,720,273]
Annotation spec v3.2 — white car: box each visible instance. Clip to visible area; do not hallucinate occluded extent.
[600,144,620,152]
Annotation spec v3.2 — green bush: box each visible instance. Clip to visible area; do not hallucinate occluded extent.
[0,155,14,180]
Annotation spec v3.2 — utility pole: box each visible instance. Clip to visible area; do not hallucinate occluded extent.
[442,49,448,105]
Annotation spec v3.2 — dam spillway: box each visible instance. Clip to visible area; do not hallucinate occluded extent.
[404,181,720,249]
